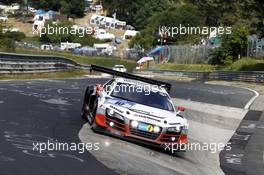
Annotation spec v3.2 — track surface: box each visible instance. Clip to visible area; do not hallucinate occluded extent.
[0,78,255,175]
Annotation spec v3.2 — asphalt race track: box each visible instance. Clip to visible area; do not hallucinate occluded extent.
[0,77,256,175]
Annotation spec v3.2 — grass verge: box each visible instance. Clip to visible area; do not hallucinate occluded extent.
[153,63,218,71]
[153,58,264,71]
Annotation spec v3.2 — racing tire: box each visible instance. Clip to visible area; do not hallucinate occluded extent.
[81,86,98,125]
[89,99,98,126]
[81,86,94,121]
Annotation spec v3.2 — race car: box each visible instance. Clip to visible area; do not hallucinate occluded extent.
[82,65,189,150]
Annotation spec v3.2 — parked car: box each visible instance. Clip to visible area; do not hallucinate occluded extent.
[112,65,127,72]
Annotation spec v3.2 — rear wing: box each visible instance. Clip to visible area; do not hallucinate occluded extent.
[90,64,171,93]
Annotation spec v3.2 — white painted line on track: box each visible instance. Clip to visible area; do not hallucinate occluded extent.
[243,87,259,110]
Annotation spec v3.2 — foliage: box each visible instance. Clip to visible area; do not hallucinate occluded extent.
[4,31,26,41]
[60,0,85,18]
[40,20,73,43]
[39,21,100,46]
[189,0,263,35]
[28,0,84,17]
[28,0,60,11]
[130,4,205,50]
[102,0,171,29]
[0,0,22,4]
[224,58,264,71]
[108,0,264,64]
[0,25,26,51]
[209,23,250,65]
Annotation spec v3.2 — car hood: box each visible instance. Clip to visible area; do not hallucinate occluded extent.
[129,103,175,119]
[104,97,178,120]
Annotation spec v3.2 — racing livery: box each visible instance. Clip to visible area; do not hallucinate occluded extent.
[82,65,189,150]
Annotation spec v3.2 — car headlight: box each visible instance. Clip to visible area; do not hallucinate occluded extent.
[153,126,161,133]
[106,108,114,116]
[175,125,181,132]
[183,123,189,130]
[131,120,139,128]
[182,124,189,135]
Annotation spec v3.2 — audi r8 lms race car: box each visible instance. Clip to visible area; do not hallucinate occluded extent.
[81,65,189,150]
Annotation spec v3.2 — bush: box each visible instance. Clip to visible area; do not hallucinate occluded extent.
[4,31,26,41]
[0,38,16,51]
[225,58,264,71]
[209,47,232,65]
[209,23,250,65]
[0,25,26,51]
[40,21,101,45]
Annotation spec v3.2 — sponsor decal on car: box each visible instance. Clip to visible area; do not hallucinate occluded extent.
[106,98,135,109]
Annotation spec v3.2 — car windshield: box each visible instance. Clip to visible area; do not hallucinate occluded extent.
[110,83,174,111]
[115,65,124,68]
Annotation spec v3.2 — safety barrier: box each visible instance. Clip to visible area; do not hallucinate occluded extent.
[1,52,263,83]
[0,52,90,73]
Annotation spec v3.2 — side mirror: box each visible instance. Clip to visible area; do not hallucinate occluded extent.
[177,106,186,112]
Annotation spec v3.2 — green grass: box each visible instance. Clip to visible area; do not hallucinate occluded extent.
[153,58,264,72]
[0,48,137,72]
[153,63,218,71]
[0,70,88,80]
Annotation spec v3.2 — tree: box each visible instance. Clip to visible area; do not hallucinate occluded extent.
[28,0,84,17]
[210,23,250,65]
[130,4,205,49]
[28,0,60,11]
[0,0,23,5]
[0,24,26,51]
[60,0,85,18]
[102,0,171,29]
[39,20,100,46]
[255,0,264,36]
[40,20,74,43]
[189,0,263,35]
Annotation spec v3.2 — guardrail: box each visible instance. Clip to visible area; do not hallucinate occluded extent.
[134,69,264,83]
[0,52,77,65]
[1,52,264,83]
[0,52,91,73]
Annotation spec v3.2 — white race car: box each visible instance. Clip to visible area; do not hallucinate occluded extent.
[82,65,189,150]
